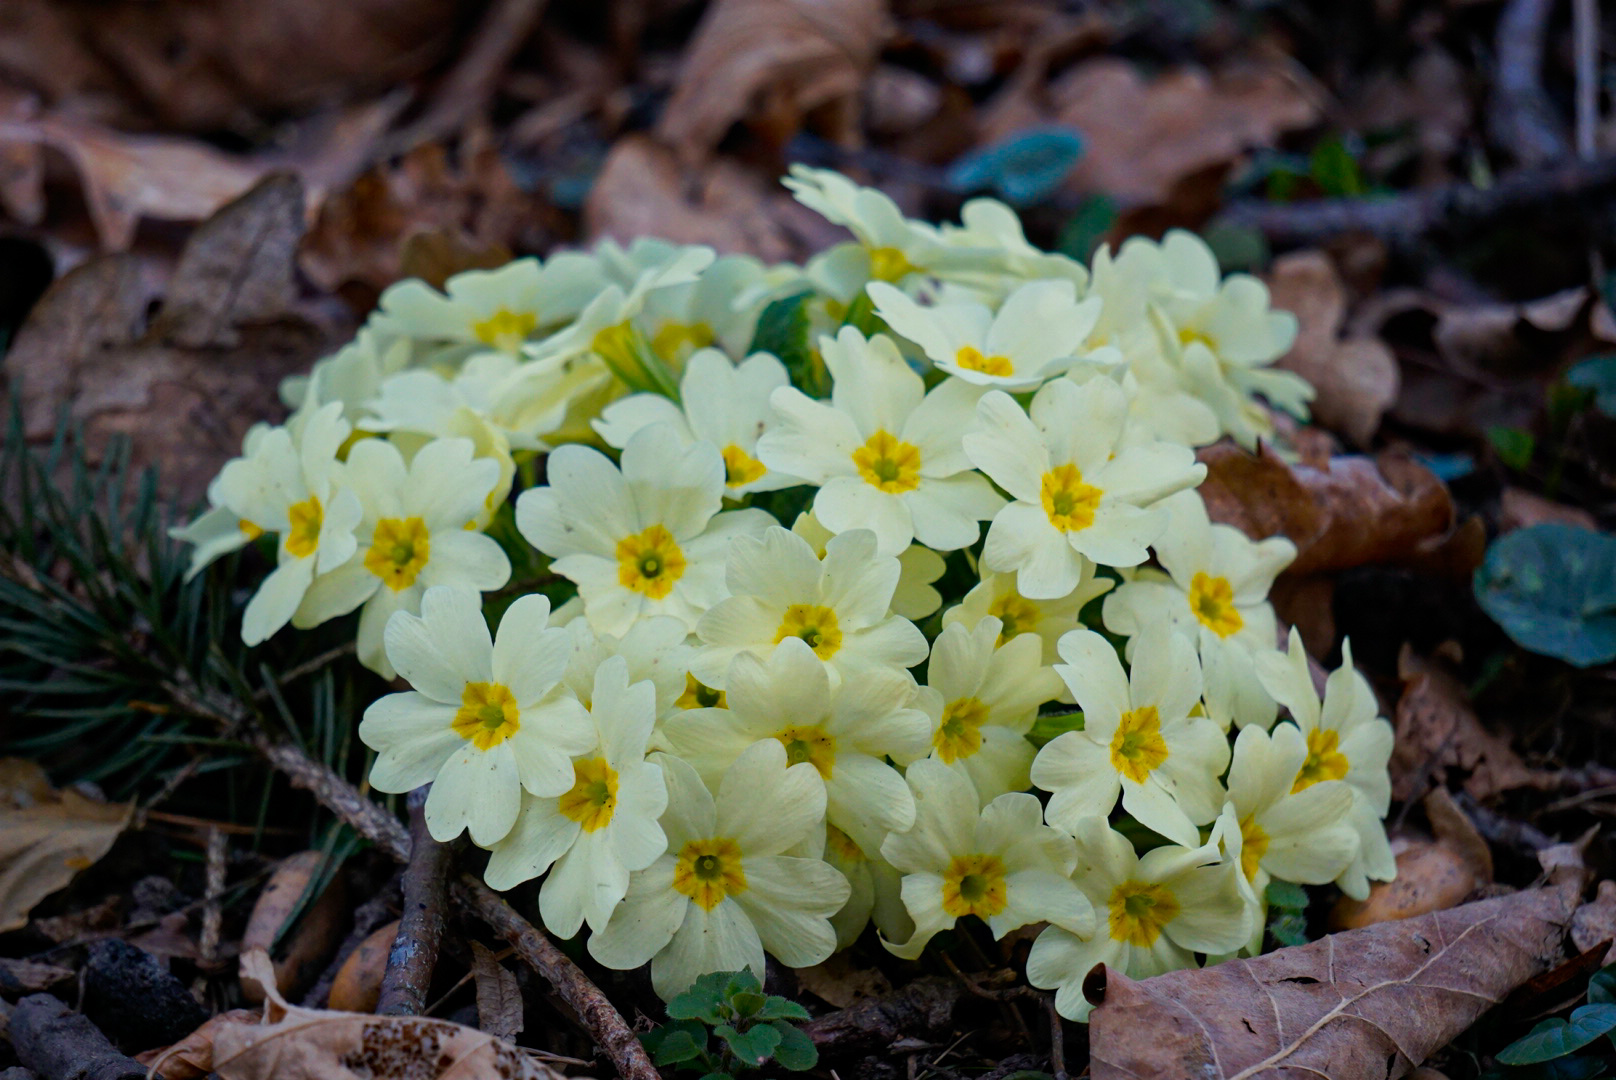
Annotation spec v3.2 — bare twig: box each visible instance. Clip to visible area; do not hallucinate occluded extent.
[200,827,226,970]
[376,787,453,1017]
[1491,0,1570,166]
[1574,0,1600,161]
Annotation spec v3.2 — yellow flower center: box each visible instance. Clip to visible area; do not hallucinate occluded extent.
[1040,464,1102,532]
[853,430,922,494]
[1239,814,1269,882]
[239,519,264,541]
[364,516,431,591]
[673,837,747,911]
[1177,326,1216,353]
[955,344,1014,377]
[1188,572,1244,638]
[615,524,687,600]
[868,246,918,282]
[941,853,1008,919]
[775,724,836,779]
[1109,705,1168,783]
[987,594,1040,645]
[826,824,865,863]
[651,320,714,364]
[676,673,727,710]
[1292,728,1349,792]
[557,757,619,832]
[774,604,843,659]
[1107,880,1180,947]
[933,697,990,764]
[451,682,520,751]
[285,496,324,559]
[721,444,767,488]
[472,308,538,352]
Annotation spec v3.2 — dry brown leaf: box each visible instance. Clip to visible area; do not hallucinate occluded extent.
[797,952,894,1009]
[1088,853,1587,1080]
[138,1009,262,1080]
[0,758,132,933]
[1197,442,1455,576]
[1266,251,1399,448]
[1499,488,1599,533]
[1392,648,1540,803]
[470,941,524,1042]
[0,956,73,996]
[328,920,398,1015]
[241,850,348,1005]
[655,0,892,162]
[1331,839,1483,931]
[170,950,563,1080]
[1572,880,1616,955]
[1424,786,1494,886]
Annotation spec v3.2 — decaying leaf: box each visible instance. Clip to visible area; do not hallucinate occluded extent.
[470,941,524,1042]
[1267,250,1399,448]
[138,1009,262,1080]
[0,758,132,933]
[1571,880,1616,955]
[1196,442,1455,576]
[1088,851,1588,1080]
[166,950,563,1080]
[655,0,892,162]
[1499,487,1599,534]
[1330,838,1484,931]
[797,952,894,1009]
[241,850,348,1005]
[328,920,398,1014]
[0,956,73,996]
[1391,647,1539,802]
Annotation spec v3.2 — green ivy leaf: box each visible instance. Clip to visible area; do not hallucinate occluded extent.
[668,971,734,1024]
[1497,1005,1616,1065]
[1474,524,1616,668]
[1567,354,1616,417]
[756,995,812,1022]
[769,1020,819,1071]
[1587,965,1616,1005]
[945,127,1085,206]
[1487,425,1536,472]
[716,1022,782,1067]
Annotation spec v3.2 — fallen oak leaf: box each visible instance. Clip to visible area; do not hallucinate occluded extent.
[137,1009,261,1080]
[0,757,132,933]
[1088,847,1589,1080]
[1392,647,1541,803]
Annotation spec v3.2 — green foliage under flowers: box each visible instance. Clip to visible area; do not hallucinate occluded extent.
[640,970,818,1078]
[1487,965,1616,1077]
[1473,524,1616,668]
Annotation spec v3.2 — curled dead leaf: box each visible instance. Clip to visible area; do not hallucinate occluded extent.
[327,920,398,1015]
[1392,647,1540,803]
[1330,840,1482,931]
[470,941,524,1042]
[0,757,132,933]
[241,850,348,1005]
[137,1009,261,1080]
[1572,880,1616,955]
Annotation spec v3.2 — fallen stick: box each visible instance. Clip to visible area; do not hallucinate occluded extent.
[1490,0,1568,166]
[10,994,146,1080]
[376,788,452,1017]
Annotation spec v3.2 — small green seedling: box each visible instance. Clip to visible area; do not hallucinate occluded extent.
[640,970,818,1079]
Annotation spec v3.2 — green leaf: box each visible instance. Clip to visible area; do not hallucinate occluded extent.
[644,1022,707,1066]
[1487,425,1536,472]
[1265,880,1309,912]
[698,1073,736,1080]
[1308,137,1366,197]
[768,1021,819,1071]
[748,291,819,393]
[1567,354,1616,417]
[1030,710,1084,742]
[1474,524,1616,668]
[668,971,734,1024]
[1267,910,1310,949]
[945,127,1085,206]
[1497,1006,1616,1065]
[1587,965,1616,1005]
[1055,195,1117,262]
[716,1022,781,1067]
[756,995,811,1022]
[729,990,766,1019]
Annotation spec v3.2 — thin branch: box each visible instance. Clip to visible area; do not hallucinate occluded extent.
[1490,0,1569,166]
[376,787,452,1017]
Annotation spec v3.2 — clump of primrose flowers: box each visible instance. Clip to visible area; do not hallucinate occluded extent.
[176,167,1394,1018]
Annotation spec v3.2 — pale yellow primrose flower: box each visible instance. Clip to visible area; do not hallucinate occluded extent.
[208,403,363,646]
[914,617,1063,802]
[557,614,692,737]
[593,349,806,496]
[359,587,593,847]
[758,327,1004,557]
[868,279,1101,390]
[1256,630,1396,900]
[824,823,913,951]
[1032,626,1228,847]
[280,325,411,422]
[1026,817,1251,1022]
[172,421,285,580]
[789,511,947,621]
[665,637,931,854]
[482,657,670,938]
[941,566,1111,667]
[965,377,1206,598]
[879,759,1095,960]
[295,437,509,679]
[938,197,1091,293]
[588,741,850,1002]
[516,423,774,638]
[1103,489,1295,730]
[367,352,588,454]
[691,526,928,690]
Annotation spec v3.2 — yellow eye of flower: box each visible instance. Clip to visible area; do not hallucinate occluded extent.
[239,519,264,541]
[774,604,843,659]
[676,672,727,710]
[673,837,747,910]
[955,345,1014,377]
[826,825,865,863]
[1188,572,1243,638]
[451,682,520,750]
[557,756,619,832]
[472,308,538,352]
[285,496,324,559]
[987,594,1039,645]
[941,853,1008,919]
[775,724,836,779]
[1107,880,1180,946]
[1177,325,1216,353]
[721,444,767,488]
[651,320,714,364]
[1239,814,1269,882]
[868,246,918,282]
[1292,729,1349,792]
[1040,464,1102,532]
[1109,705,1168,783]
[616,524,687,599]
[933,697,990,763]
[853,430,922,494]
[364,516,431,592]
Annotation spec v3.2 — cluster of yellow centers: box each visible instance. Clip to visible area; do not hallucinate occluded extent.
[451,682,521,751]
[955,345,1014,377]
[1107,880,1179,946]
[1291,729,1349,792]
[557,757,619,832]
[364,516,431,591]
[1109,705,1169,783]
[673,837,747,911]
[1188,572,1243,637]
[774,604,843,659]
[1040,464,1102,532]
[941,853,1008,919]
[285,495,324,558]
[676,673,727,710]
[472,308,538,353]
[616,524,687,599]
[933,697,990,763]
[853,431,922,494]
